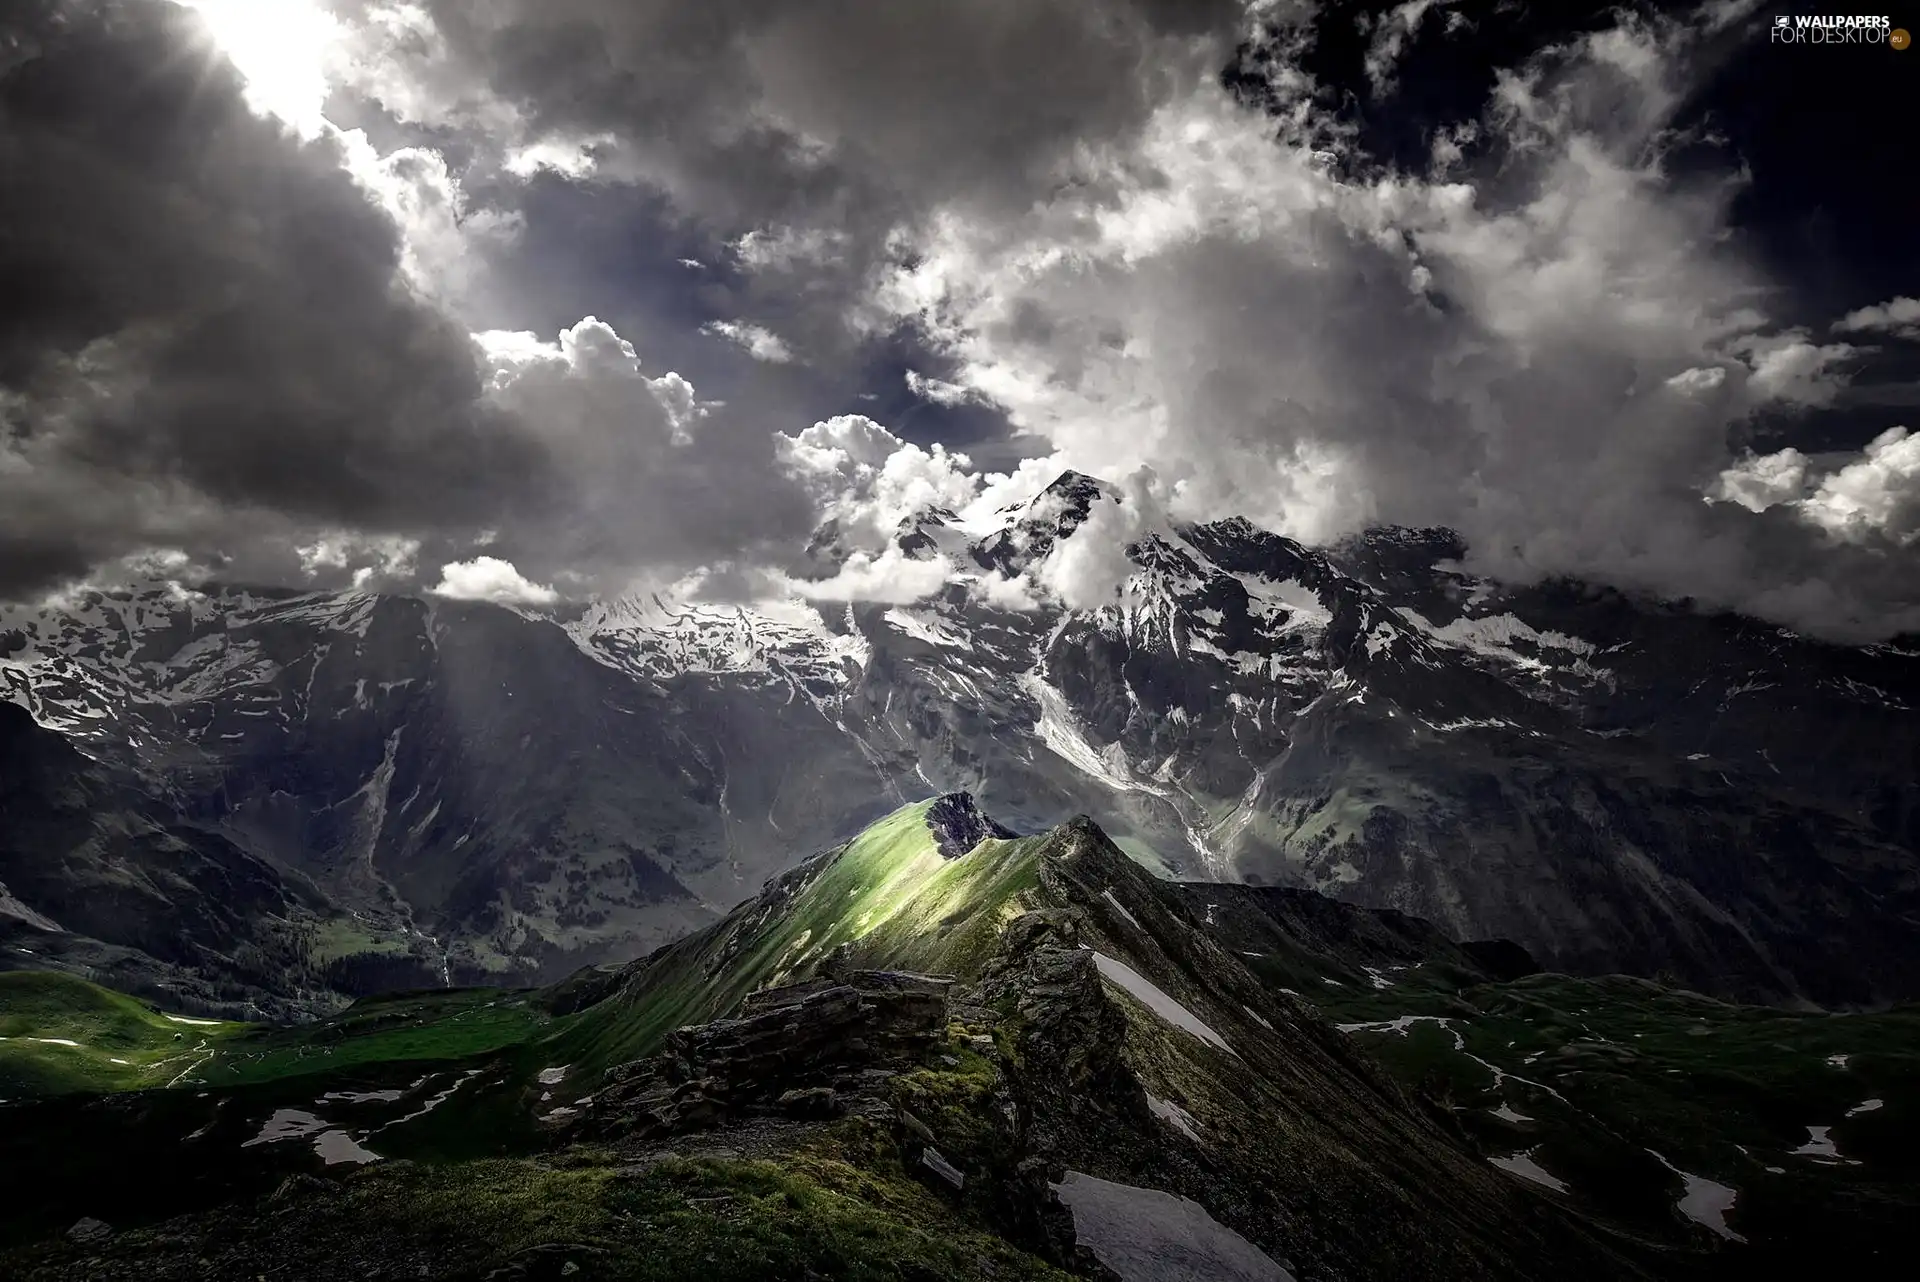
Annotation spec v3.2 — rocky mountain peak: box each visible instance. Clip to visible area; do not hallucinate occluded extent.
[924,791,1017,859]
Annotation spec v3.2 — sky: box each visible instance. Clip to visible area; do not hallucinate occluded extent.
[0,0,1916,639]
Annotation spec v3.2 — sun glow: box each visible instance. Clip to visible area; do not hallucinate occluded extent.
[175,0,345,138]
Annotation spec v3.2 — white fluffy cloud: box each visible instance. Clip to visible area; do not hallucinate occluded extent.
[782,546,951,604]
[1835,296,1920,342]
[1801,427,1920,545]
[338,135,522,312]
[1742,335,1857,408]
[905,370,983,407]
[702,320,795,363]
[1712,428,1920,547]
[296,532,422,587]
[1711,448,1809,513]
[1030,473,1167,610]
[854,4,1918,637]
[476,317,706,445]
[776,415,981,550]
[430,556,559,606]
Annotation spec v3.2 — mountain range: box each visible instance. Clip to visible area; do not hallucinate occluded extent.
[4,470,1918,1015]
[4,798,1914,1279]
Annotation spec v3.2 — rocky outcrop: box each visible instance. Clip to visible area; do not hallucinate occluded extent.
[925,792,1018,860]
[591,970,952,1138]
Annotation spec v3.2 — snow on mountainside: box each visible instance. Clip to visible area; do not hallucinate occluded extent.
[3,469,1920,1009]
[564,592,869,703]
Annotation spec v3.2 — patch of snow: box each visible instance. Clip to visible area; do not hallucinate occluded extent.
[318,1089,406,1105]
[1231,573,1330,636]
[162,1013,221,1028]
[33,1037,81,1047]
[242,1108,382,1166]
[1491,1104,1532,1124]
[1490,1149,1569,1194]
[1395,607,1598,663]
[537,1065,570,1087]
[1102,890,1143,932]
[1335,1015,1453,1038]
[313,1130,383,1165]
[375,1069,484,1131]
[1361,966,1394,990]
[1052,1171,1295,1282]
[1847,1098,1884,1117]
[1023,674,1152,796]
[1789,1126,1860,1164]
[883,607,968,649]
[1647,1150,1745,1242]
[244,1109,327,1147]
[1826,1053,1850,1068]
[1242,1005,1274,1031]
[1145,1093,1204,1142]
[1091,952,1235,1056]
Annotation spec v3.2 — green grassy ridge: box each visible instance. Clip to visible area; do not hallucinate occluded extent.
[0,799,1013,1100]
[0,971,552,1098]
[195,989,550,1089]
[0,971,248,1096]
[7,1141,1077,1281]
[540,798,1029,1078]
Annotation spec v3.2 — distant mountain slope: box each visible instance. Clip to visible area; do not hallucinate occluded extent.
[4,470,1919,1005]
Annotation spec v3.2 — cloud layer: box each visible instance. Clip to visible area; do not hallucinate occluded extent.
[2,0,1916,641]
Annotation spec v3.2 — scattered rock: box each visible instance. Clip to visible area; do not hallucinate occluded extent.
[593,971,952,1139]
[897,1108,937,1145]
[483,1243,608,1280]
[777,1086,841,1118]
[920,1146,966,1191]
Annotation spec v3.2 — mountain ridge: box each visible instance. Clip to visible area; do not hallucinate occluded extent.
[3,472,1918,1008]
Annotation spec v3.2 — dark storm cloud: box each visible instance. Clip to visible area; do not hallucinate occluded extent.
[334,0,1248,363]
[0,0,821,601]
[0,0,549,594]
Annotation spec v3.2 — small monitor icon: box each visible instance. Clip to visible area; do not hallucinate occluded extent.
[1774,14,1789,25]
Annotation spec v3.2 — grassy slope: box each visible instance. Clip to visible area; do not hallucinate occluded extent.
[0,798,987,1102]
[542,798,1015,1076]
[0,972,247,1095]
[9,1131,1075,1282]
[0,972,549,1097]
[1311,968,1920,1264]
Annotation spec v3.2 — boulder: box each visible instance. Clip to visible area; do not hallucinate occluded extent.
[593,970,952,1137]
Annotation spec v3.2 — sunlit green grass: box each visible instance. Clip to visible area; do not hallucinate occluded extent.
[542,798,979,1075]
[0,972,551,1097]
[0,971,248,1096]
